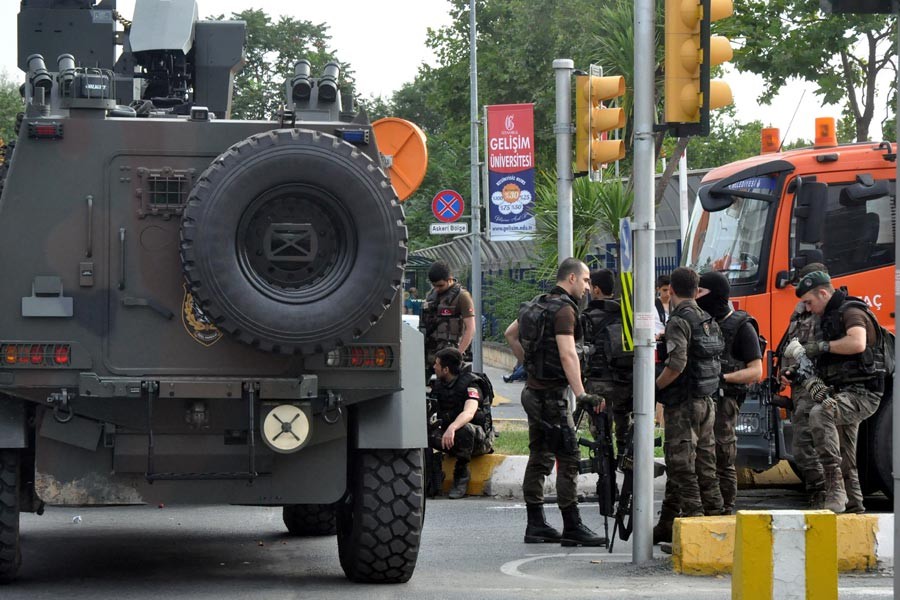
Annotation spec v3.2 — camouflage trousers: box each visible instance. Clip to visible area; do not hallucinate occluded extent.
[791,388,825,494]
[586,379,632,455]
[809,384,880,512]
[661,396,723,518]
[714,394,740,513]
[521,386,580,509]
[428,422,491,463]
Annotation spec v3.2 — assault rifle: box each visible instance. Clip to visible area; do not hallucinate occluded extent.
[575,407,615,550]
[575,407,664,552]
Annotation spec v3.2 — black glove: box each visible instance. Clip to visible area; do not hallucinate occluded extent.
[576,392,603,410]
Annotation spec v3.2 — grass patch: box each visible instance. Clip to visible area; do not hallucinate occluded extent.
[492,419,665,458]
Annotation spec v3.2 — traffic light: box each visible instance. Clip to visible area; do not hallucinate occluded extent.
[664,0,734,136]
[575,70,626,178]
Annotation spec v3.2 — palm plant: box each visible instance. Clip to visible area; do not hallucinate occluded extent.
[532,170,634,279]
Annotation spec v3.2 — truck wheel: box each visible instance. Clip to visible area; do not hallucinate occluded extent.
[0,450,21,583]
[282,503,337,536]
[337,449,424,583]
[181,128,407,354]
[869,389,893,499]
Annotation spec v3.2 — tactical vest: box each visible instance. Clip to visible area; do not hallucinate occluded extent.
[421,282,465,348]
[718,310,761,399]
[584,299,633,383]
[660,302,724,403]
[518,291,583,383]
[818,294,885,390]
[776,303,820,371]
[431,370,491,431]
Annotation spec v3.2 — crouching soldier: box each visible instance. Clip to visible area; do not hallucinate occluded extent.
[428,347,494,499]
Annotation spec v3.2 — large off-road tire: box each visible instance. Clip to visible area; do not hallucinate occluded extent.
[337,449,424,583]
[0,450,21,583]
[181,128,407,354]
[282,503,337,536]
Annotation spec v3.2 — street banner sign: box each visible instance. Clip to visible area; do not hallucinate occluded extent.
[429,223,468,235]
[486,104,536,240]
[619,217,634,351]
[432,189,465,223]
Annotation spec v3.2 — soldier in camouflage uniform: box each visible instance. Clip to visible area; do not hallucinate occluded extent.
[776,263,829,508]
[697,271,763,515]
[653,267,725,544]
[796,271,884,513]
[420,261,476,380]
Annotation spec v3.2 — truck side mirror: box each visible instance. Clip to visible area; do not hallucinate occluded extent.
[795,180,827,245]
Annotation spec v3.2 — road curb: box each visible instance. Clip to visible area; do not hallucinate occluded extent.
[672,512,894,575]
[441,454,601,498]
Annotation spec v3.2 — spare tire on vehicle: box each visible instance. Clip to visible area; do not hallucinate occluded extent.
[181,128,407,354]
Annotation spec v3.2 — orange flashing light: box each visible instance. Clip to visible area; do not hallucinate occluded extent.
[760,128,780,154]
[4,346,16,364]
[814,117,837,148]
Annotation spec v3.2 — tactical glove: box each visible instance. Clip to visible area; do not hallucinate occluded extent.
[576,392,604,410]
[803,341,828,358]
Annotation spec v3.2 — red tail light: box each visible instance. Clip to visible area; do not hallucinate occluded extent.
[30,345,44,365]
[0,343,72,367]
[326,346,395,369]
[54,346,70,365]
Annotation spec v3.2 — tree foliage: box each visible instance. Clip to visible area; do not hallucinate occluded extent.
[0,72,21,145]
[532,171,633,278]
[718,0,895,141]
[213,9,348,120]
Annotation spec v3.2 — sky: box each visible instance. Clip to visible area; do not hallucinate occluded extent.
[0,0,890,146]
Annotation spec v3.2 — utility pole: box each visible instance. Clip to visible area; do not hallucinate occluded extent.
[469,0,483,371]
[554,59,575,262]
[632,0,657,564]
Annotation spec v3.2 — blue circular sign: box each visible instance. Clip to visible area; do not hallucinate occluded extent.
[432,190,465,223]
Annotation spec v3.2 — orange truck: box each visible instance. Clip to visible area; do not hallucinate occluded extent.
[682,119,895,497]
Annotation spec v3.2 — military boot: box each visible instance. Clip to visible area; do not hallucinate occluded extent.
[560,505,608,547]
[808,489,827,510]
[823,466,848,514]
[653,507,679,545]
[448,460,471,500]
[524,503,562,543]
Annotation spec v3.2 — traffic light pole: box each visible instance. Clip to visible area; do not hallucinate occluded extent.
[632,0,657,565]
[553,59,575,263]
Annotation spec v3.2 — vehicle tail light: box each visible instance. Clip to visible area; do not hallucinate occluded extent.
[0,343,72,367]
[54,345,70,365]
[326,346,394,369]
[30,345,44,365]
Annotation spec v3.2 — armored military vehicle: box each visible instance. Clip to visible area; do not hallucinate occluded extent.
[0,0,428,584]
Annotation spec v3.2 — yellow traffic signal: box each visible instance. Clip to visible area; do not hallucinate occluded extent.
[664,0,734,136]
[575,72,626,176]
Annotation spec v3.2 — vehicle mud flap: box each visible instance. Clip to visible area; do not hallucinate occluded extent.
[0,449,21,583]
[866,382,893,500]
[282,503,337,536]
[337,448,424,583]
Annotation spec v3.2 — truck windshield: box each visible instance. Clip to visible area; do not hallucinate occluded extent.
[683,175,778,284]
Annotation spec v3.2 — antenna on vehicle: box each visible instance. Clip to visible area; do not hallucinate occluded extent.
[777,89,806,153]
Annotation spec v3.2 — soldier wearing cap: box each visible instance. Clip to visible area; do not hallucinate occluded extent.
[775,263,829,508]
[794,270,885,513]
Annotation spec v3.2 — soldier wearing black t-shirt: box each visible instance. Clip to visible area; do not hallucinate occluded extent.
[697,271,763,514]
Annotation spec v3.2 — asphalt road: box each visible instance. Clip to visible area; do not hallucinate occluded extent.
[4,489,893,599]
